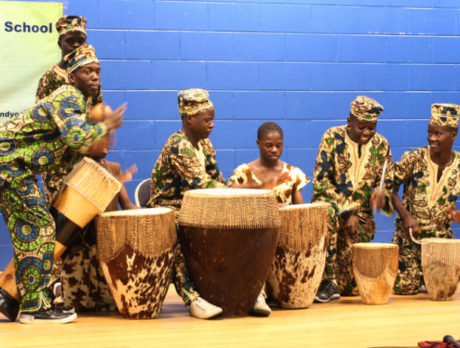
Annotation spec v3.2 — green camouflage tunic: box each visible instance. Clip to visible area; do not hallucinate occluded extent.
[392,147,460,294]
[311,125,394,295]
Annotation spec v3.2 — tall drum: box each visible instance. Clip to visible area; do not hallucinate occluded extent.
[266,203,329,309]
[352,243,399,305]
[421,238,460,301]
[179,188,280,317]
[96,208,177,319]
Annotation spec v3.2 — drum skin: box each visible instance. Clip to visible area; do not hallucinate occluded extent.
[421,239,460,301]
[352,243,399,305]
[266,203,329,309]
[96,208,177,319]
[179,225,279,317]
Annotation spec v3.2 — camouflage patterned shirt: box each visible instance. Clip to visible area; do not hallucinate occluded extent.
[35,64,103,109]
[393,147,460,238]
[147,130,226,209]
[0,84,107,189]
[311,125,394,219]
[228,162,309,205]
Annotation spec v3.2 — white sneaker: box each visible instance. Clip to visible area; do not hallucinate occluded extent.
[251,292,271,316]
[19,306,77,324]
[189,297,223,319]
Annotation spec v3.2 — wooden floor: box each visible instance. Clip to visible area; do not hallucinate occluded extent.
[1,286,459,348]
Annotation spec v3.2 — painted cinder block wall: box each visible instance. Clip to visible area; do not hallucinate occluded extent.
[1,0,460,267]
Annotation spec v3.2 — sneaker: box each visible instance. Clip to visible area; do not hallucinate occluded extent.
[189,297,223,319]
[0,288,19,322]
[18,306,77,324]
[52,282,76,314]
[314,280,340,303]
[250,292,271,317]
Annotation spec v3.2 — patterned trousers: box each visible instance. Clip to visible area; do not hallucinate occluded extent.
[0,178,55,312]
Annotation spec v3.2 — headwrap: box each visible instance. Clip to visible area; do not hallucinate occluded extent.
[430,103,460,129]
[350,96,384,122]
[178,88,214,117]
[63,44,99,73]
[56,15,87,36]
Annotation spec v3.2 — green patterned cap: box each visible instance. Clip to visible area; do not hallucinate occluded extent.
[350,96,383,122]
[56,15,87,36]
[430,103,460,129]
[63,44,99,73]
[178,88,214,117]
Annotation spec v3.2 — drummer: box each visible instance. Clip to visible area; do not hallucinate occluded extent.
[311,96,394,302]
[228,121,309,206]
[0,44,125,323]
[392,104,460,295]
[146,88,271,319]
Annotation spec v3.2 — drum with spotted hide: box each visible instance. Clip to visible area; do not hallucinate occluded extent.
[179,188,280,317]
[352,243,399,305]
[421,238,460,301]
[96,208,176,318]
[266,203,329,309]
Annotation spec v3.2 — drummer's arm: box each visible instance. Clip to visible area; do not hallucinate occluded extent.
[171,152,223,189]
[292,190,304,205]
[118,184,137,210]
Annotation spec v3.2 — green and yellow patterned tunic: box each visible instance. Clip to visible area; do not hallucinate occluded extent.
[311,125,394,295]
[392,147,460,294]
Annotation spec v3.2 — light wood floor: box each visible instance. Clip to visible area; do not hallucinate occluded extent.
[1,286,459,348]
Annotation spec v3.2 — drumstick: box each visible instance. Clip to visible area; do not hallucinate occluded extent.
[379,159,388,193]
[409,224,436,244]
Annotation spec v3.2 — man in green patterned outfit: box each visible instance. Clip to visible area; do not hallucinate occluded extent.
[147,88,271,319]
[312,96,394,302]
[392,104,460,295]
[0,44,125,323]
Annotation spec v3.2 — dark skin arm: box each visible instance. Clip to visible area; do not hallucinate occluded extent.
[118,184,137,210]
[392,190,419,236]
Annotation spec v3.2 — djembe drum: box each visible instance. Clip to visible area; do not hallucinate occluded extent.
[0,157,121,312]
[179,188,280,317]
[421,238,460,301]
[96,208,177,318]
[352,243,399,305]
[266,203,329,309]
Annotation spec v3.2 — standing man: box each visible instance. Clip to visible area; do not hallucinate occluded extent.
[0,44,125,323]
[392,104,460,295]
[312,96,394,302]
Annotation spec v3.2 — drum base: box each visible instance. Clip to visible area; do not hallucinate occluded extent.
[423,261,460,301]
[267,244,326,309]
[100,244,176,319]
[180,226,279,317]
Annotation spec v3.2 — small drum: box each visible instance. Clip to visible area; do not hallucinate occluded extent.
[179,188,280,317]
[95,208,177,319]
[352,243,399,305]
[266,203,329,309]
[421,238,460,301]
[54,157,121,228]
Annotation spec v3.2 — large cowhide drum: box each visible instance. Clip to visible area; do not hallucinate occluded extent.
[421,238,460,301]
[96,208,177,318]
[266,203,329,309]
[179,188,280,317]
[352,243,399,305]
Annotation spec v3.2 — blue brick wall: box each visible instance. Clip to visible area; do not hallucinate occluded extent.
[2,0,460,267]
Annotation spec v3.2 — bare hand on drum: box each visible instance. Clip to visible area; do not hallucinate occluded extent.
[370,188,385,211]
[446,205,460,223]
[401,212,419,237]
[103,103,127,131]
[343,214,359,242]
[119,164,137,184]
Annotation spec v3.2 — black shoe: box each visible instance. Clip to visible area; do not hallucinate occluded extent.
[0,288,20,321]
[314,281,340,303]
[18,306,77,324]
[53,304,76,314]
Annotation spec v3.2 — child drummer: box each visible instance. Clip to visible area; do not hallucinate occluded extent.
[311,96,394,302]
[147,88,271,319]
[228,121,309,206]
[392,104,460,295]
[0,44,125,324]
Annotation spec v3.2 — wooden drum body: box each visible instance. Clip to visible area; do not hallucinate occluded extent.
[266,203,329,309]
[421,239,460,301]
[54,157,122,228]
[96,208,177,319]
[179,188,280,317]
[352,243,399,305]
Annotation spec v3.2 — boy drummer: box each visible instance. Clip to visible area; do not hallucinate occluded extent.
[311,96,394,302]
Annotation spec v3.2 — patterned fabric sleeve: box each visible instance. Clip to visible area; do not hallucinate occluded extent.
[393,149,417,192]
[375,144,395,217]
[202,138,226,185]
[290,166,310,193]
[51,89,108,154]
[311,129,344,213]
[228,164,257,186]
